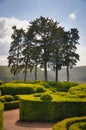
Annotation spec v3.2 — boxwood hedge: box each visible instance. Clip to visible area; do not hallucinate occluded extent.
[2,83,35,95]
[0,102,4,130]
[4,101,19,110]
[19,95,86,122]
[52,116,86,130]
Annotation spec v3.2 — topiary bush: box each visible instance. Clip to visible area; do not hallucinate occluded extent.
[0,96,6,103]
[40,93,52,101]
[35,86,46,93]
[0,102,4,130]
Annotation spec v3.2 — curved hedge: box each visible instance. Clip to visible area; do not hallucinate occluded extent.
[0,102,4,130]
[19,95,86,122]
[52,116,86,130]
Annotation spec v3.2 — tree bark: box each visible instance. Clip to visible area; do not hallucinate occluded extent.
[24,65,27,82]
[44,61,48,81]
[67,65,69,82]
[35,62,37,80]
[55,64,58,81]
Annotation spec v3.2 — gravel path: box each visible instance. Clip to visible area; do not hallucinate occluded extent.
[4,109,55,130]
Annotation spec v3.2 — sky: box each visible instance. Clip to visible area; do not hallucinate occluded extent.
[0,0,86,66]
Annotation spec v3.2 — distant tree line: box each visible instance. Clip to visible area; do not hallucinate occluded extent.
[8,16,80,82]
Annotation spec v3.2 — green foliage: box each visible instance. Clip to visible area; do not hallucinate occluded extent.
[53,116,86,130]
[19,98,56,121]
[40,93,52,101]
[3,95,14,102]
[35,86,46,93]
[0,80,3,86]
[68,84,86,98]
[0,90,1,96]
[2,83,35,95]
[0,96,6,102]
[48,81,78,92]
[4,101,19,110]
[0,103,4,130]
[19,94,86,122]
[69,122,86,130]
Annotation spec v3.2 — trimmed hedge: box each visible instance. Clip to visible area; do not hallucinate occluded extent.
[40,93,53,101]
[52,116,86,130]
[0,102,4,130]
[19,96,86,122]
[68,84,86,98]
[48,81,78,92]
[2,83,35,95]
[4,101,19,110]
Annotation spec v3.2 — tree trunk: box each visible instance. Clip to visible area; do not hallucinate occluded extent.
[24,66,27,82]
[55,64,58,81]
[35,62,37,80]
[67,65,69,82]
[44,61,48,81]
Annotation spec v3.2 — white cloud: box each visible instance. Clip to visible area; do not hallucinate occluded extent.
[0,55,8,66]
[0,17,29,65]
[69,11,76,20]
[76,45,86,66]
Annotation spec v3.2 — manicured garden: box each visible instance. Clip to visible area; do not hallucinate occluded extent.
[0,80,86,129]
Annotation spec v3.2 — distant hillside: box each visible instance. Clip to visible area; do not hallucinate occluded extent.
[0,66,86,83]
[48,66,86,83]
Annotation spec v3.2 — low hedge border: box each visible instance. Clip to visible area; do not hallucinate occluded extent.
[0,102,4,130]
[52,116,86,130]
[4,100,19,110]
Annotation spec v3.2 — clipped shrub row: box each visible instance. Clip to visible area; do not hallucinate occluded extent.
[68,83,86,98]
[0,102,4,130]
[0,95,15,103]
[19,96,86,122]
[52,116,86,130]
[4,101,19,110]
[1,83,46,96]
[48,81,78,92]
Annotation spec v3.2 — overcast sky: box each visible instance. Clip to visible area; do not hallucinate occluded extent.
[0,0,86,66]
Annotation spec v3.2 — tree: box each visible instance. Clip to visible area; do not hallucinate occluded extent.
[63,28,80,82]
[8,26,23,80]
[30,16,59,81]
[49,26,65,81]
[21,26,35,81]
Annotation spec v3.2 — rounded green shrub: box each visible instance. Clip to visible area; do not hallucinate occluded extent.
[35,86,46,93]
[3,95,15,102]
[0,96,6,102]
[40,93,52,101]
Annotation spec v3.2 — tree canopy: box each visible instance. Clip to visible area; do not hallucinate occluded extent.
[8,16,80,82]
